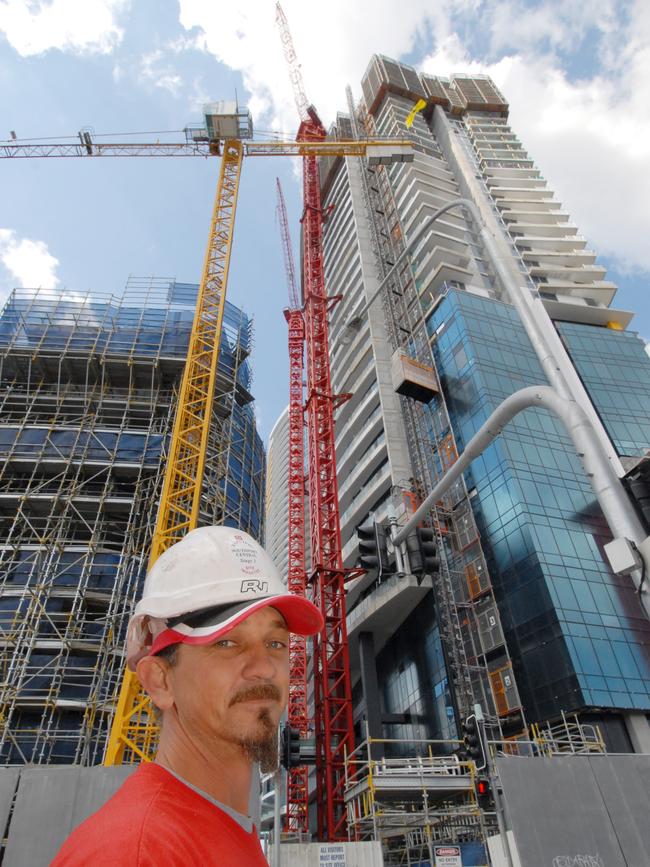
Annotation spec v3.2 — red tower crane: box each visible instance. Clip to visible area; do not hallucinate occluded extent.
[276,2,356,841]
[276,177,309,834]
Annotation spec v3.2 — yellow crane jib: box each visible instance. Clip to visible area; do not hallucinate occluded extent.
[0,138,414,160]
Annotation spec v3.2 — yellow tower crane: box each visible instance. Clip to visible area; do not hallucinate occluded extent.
[1,103,414,764]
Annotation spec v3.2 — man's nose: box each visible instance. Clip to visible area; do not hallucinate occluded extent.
[242,643,277,679]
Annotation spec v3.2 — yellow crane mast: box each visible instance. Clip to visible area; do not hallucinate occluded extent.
[104,139,244,764]
[0,106,414,765]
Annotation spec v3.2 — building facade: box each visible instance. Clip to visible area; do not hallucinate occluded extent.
[320,57,650,752]
[0,278,265,765]
[265,406,290,579]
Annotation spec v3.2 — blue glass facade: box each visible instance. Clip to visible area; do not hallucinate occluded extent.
[557,321,650,459]
[426,290,650,722]
[378,595,456,750]
[0,283,265,537]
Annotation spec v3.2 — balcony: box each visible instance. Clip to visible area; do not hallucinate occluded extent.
[493,187,554,202]
[417,261,474,302]
[508,220,577,236]
[528,262,608,283]
[514,235,587,252]
[484,166,541,180]
[536,280,617,306]
[413,245,471,287]
[540,298,633,329]
[487,176,546,191]
[499,201,564,215]
[522,249,596,267]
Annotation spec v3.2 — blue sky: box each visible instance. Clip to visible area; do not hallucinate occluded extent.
[1,0,648,442]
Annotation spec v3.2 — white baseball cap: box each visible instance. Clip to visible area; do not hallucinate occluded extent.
[126,526,322,670]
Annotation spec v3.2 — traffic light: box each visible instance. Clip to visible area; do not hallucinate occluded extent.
[461,713,487,771]
[280,724,302,770]
[357,519,380,571]
[476,776,492,809]
[356,519,395,576]
[623,457,650,531]
[405,525,440,579]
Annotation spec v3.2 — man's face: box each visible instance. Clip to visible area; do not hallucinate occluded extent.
[164,606,290,771]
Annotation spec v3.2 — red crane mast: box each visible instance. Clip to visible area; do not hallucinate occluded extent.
[276,2,355,841]
[276,177,309,834]
[301,111,354,842]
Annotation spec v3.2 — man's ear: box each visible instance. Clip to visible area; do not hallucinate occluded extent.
[136,655,175,712]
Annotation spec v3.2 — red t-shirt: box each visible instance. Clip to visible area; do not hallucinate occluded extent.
[51,763,268,866]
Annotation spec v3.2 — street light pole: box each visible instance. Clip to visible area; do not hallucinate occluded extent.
[390,385,646,579]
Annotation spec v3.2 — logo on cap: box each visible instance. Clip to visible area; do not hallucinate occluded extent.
[240,579,269,594]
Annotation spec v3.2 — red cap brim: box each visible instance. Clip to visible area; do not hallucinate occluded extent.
[149,594,324,657]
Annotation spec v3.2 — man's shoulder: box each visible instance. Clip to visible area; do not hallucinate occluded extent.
[51,763,177,866]
[51,763,267,866]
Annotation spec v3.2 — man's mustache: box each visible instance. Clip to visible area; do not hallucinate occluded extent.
[229,684,282,706]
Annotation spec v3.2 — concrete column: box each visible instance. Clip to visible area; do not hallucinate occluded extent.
[359,631,385,760]
[624,712,650,754]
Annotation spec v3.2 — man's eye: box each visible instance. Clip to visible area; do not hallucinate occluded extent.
[215,639,236,648]
[268,640,288,650]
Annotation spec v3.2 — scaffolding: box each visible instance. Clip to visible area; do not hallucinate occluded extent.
[0,279,265,765]
[531,711,606,757]
[344,732,494,865]
[344,723,605,864]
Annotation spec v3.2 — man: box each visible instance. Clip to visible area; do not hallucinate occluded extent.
[52,526,323,866]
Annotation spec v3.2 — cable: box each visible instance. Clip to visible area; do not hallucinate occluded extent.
[3,129,184,143]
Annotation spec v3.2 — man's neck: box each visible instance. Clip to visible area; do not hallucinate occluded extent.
[155,724,252,814]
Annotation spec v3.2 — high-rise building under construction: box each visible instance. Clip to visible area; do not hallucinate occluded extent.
[318,56,650,751]
[266,407,290,580]
[0,279,265,765]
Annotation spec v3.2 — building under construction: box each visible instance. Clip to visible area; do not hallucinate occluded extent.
[318,56,650,768]
[246,56,650,857]
[0,278,265,765]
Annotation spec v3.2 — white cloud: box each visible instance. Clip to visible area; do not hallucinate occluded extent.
[178,0,437,136]
[0,0,128,56]
[420,3,650,273]
[484,0,620,57]
[0,229,60,293]
[140,49,183,95]
[177,0,650,274]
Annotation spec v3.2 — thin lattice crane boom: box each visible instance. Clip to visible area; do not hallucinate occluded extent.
[276,177,301,310]
[275,2,310,123]
[276,176,309,832]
